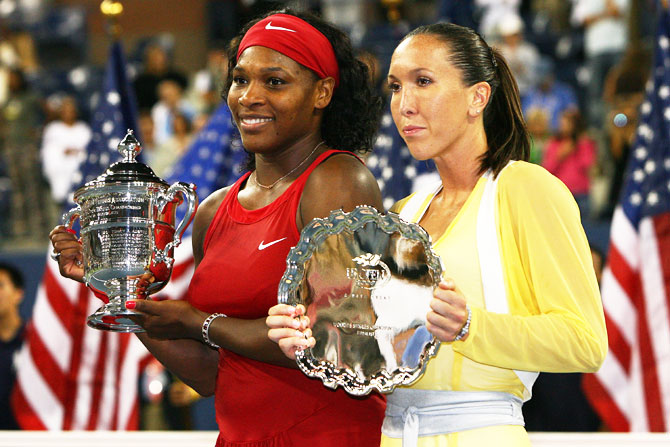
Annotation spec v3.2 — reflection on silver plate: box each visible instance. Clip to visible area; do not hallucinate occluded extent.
[278,206,443,395]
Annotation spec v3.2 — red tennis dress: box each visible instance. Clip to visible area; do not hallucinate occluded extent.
[187,150,386,446]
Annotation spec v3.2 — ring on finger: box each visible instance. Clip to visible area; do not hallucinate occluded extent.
[50,251,61,261]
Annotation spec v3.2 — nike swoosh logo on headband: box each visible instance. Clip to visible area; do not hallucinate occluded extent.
[265,22,296,33]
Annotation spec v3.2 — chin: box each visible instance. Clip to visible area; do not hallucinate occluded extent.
[406,146,435,162]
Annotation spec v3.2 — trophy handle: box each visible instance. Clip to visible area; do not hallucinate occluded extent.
[154,182,198,266]
[62,206,81,230]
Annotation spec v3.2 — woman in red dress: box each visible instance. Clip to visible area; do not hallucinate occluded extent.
[50,9,386,446]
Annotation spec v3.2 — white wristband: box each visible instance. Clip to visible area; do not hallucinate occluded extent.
[202,313,226,349]
[453,305,471,342]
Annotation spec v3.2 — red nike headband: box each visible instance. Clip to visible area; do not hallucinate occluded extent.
[237,13,340,88]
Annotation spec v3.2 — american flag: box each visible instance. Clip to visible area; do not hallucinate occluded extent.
[368,103,437,210]
[11,42,150,430]
[582,7,670,432]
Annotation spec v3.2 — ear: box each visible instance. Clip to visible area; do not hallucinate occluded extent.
[314,77,336,110]
[467,81,492,118]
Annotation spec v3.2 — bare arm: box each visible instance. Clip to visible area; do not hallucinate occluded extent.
[267,153,384,358]
[135,334,219,396]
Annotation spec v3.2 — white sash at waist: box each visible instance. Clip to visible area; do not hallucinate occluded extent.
[382,388,524,447]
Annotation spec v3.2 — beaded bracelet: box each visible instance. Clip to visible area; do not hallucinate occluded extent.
[202,313,226,349]
[453,305,471,342]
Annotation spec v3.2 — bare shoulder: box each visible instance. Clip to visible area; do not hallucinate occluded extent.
[300,153,383,228]
[192,185,233,265]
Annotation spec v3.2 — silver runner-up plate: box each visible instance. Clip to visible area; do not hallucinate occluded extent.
[278,206,443,395]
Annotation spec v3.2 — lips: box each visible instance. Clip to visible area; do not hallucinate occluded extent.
[239,115,274,130]
[402,125,425,136]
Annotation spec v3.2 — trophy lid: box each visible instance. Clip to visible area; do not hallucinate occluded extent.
[83,129,168,188]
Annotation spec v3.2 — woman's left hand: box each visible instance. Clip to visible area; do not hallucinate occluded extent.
[126,299,207,341]
[426,279,470,342]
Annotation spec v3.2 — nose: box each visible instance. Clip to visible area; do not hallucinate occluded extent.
[237,81,265,108]
[397,87,417,117]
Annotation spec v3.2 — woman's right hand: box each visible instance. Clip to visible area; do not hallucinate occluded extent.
[49,225,84,283]
[266,304,315,360]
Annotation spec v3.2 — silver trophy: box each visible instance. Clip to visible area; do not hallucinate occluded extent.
[63,130,198,332]
[278,206,443,395]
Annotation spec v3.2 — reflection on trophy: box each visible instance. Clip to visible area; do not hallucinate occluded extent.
[278,206,442,395]
[63,130,198,332]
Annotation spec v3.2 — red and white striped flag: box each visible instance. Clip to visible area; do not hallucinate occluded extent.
[12,260,150,429]
[10,40,153,430]
[582,7,670,432]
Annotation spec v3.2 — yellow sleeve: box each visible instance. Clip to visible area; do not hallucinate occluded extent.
[453,163,608,373]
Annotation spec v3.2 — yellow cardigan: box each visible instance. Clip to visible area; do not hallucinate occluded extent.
[392,161,607,401]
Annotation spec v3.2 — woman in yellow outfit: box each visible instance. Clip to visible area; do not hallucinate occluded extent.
[268,22,607,447]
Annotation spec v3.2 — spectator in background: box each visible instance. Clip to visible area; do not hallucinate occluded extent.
[522,58,578,134]
[526,108,551,164]
[599,45,649,219]
[0,29,39,107]
[475,0,520,40]
[133,43,188,111]
[571,0,630,128]
[138,108,157,161]
[0,33,20,107]
[529,0,573,34]
[0,161,10,244]
[436,0,479,30]
[356,48,386,100]
[187,42,227,116]
[151,77,195,146]
[543,109,596,219]
[150,112,193,179]
[0,67,48,242]
[40,95,91,208]
[139,359,193,430]
[0,262,25,430]
[497,12,541,100]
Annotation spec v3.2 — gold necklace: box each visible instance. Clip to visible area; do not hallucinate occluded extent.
[252,141,325,190]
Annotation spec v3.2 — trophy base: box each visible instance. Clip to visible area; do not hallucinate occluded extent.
[87,302,146,333]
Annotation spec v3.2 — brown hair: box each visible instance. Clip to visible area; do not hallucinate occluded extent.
[402,23,530,176]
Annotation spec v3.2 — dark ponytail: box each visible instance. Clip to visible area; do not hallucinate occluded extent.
[483,49,530,176]
[402,23,529,177]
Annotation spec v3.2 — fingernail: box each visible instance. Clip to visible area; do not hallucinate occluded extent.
[295,330,304,337]
[125,301,136,310]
